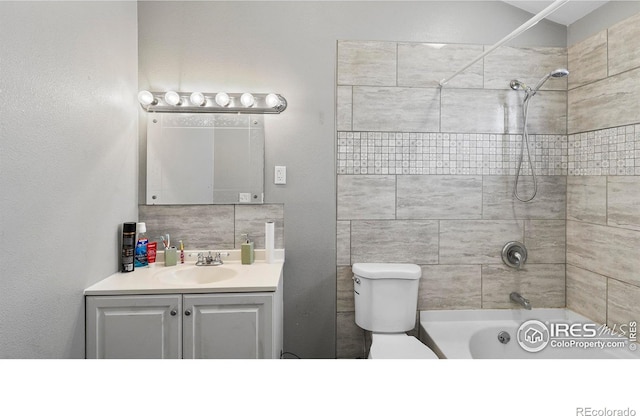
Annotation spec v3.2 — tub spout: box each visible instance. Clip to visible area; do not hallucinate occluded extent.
[510,292,531,310]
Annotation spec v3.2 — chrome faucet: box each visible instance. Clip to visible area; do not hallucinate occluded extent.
[196,251,229,266]
[513,251,523,269]
[510,292,531,310]
[502,241,527,270]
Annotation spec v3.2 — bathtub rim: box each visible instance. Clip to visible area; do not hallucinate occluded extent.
[419,308,638,359]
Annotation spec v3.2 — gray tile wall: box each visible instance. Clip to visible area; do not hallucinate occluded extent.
[566,12,640,333]
[568,12,640,134]
[139,204,284,250]
[335,39,570,358]
[336,11,640,357]
[566,177,640,329]
[337,175,568,358]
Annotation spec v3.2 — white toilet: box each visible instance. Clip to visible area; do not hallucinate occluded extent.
[353,263,438,359]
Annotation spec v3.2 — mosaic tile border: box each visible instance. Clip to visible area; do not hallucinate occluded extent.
[568,124,640,176]
[337,131,568,176]
[337,124,640,176]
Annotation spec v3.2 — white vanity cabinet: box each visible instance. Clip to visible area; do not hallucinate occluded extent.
[86,287,283,359]
[183,293,275,359]
[86,295,182,359]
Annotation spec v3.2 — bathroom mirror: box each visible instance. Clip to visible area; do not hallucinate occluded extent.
[146,113,264,205]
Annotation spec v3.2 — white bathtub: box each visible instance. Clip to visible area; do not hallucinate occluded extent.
[420,308,640,359]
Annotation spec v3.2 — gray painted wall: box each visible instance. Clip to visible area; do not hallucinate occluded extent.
[0,1,138,358]
[138,1,565,358]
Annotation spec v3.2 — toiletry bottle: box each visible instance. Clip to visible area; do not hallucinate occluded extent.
[241,233,254,265]
[121,222,136,273]
[179,240,185,264]
[134,222,149,268]
[147,241,157,265]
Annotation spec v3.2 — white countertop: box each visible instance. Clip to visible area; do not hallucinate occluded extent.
[84,249,284,295]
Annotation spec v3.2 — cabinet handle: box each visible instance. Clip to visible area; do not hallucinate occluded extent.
[170,309,177,316]
[184,309,192,316]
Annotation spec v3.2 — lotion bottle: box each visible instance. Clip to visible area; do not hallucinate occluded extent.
[241,233,254,265]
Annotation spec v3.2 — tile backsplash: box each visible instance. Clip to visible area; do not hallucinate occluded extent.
[139,204,284,251]
[336,11,640,358]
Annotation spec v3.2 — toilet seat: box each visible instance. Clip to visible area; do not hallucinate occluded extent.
[368,333,438,359]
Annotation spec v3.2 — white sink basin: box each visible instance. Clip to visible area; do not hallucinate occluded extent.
[155,266,237,285]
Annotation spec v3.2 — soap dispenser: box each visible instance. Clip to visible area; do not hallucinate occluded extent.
[241,233,254,265]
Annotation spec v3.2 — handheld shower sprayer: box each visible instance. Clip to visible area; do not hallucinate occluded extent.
[511,68,569,202]
[532,68,569,92]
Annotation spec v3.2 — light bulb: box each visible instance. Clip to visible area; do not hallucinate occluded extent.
[164,91,181,106]
[240,93,255,107]
[137,90,156,106]
[189,92,206,106]
[215,92,230,107]
[265,93,282,108]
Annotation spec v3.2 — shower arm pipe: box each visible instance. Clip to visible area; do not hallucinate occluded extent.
[438,0,569,87]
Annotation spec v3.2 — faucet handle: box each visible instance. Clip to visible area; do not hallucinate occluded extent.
[502,241,527,270]
[513,251,523,269]
[213,252,229,264]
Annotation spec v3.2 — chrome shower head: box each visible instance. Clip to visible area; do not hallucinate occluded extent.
[532,68,569,92]
[550,68,570,78]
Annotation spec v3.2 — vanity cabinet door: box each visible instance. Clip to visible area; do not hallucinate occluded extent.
[86,295,182,359]
[182,293,273,359]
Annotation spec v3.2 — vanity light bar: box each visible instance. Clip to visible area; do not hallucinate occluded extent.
[137,91,287,114]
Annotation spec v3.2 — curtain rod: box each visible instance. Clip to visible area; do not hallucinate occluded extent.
[439,0,570,87]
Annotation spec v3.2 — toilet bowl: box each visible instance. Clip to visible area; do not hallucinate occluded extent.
[352,263,438,359]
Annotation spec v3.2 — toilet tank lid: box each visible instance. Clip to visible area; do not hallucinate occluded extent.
[352,263,421,280]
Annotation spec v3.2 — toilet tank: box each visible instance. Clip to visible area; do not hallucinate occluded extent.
[353,263,421,333]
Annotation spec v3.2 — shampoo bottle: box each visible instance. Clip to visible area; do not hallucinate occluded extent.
[241,233,254,265]
[134,222,149,268]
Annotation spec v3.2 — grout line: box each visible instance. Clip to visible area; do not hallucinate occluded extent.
[606,28,609,78]
[605,277,609,326]
[395,42,399,88]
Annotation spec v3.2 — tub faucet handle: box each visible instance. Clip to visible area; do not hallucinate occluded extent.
[513,251,523,269]
[502,241,527,270]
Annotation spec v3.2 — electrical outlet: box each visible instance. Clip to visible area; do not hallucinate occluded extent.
[239,193,252,203]
[275,166,286,185]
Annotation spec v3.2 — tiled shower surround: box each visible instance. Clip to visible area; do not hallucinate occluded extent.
[565,12,640,334]
[336,11,640,358]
